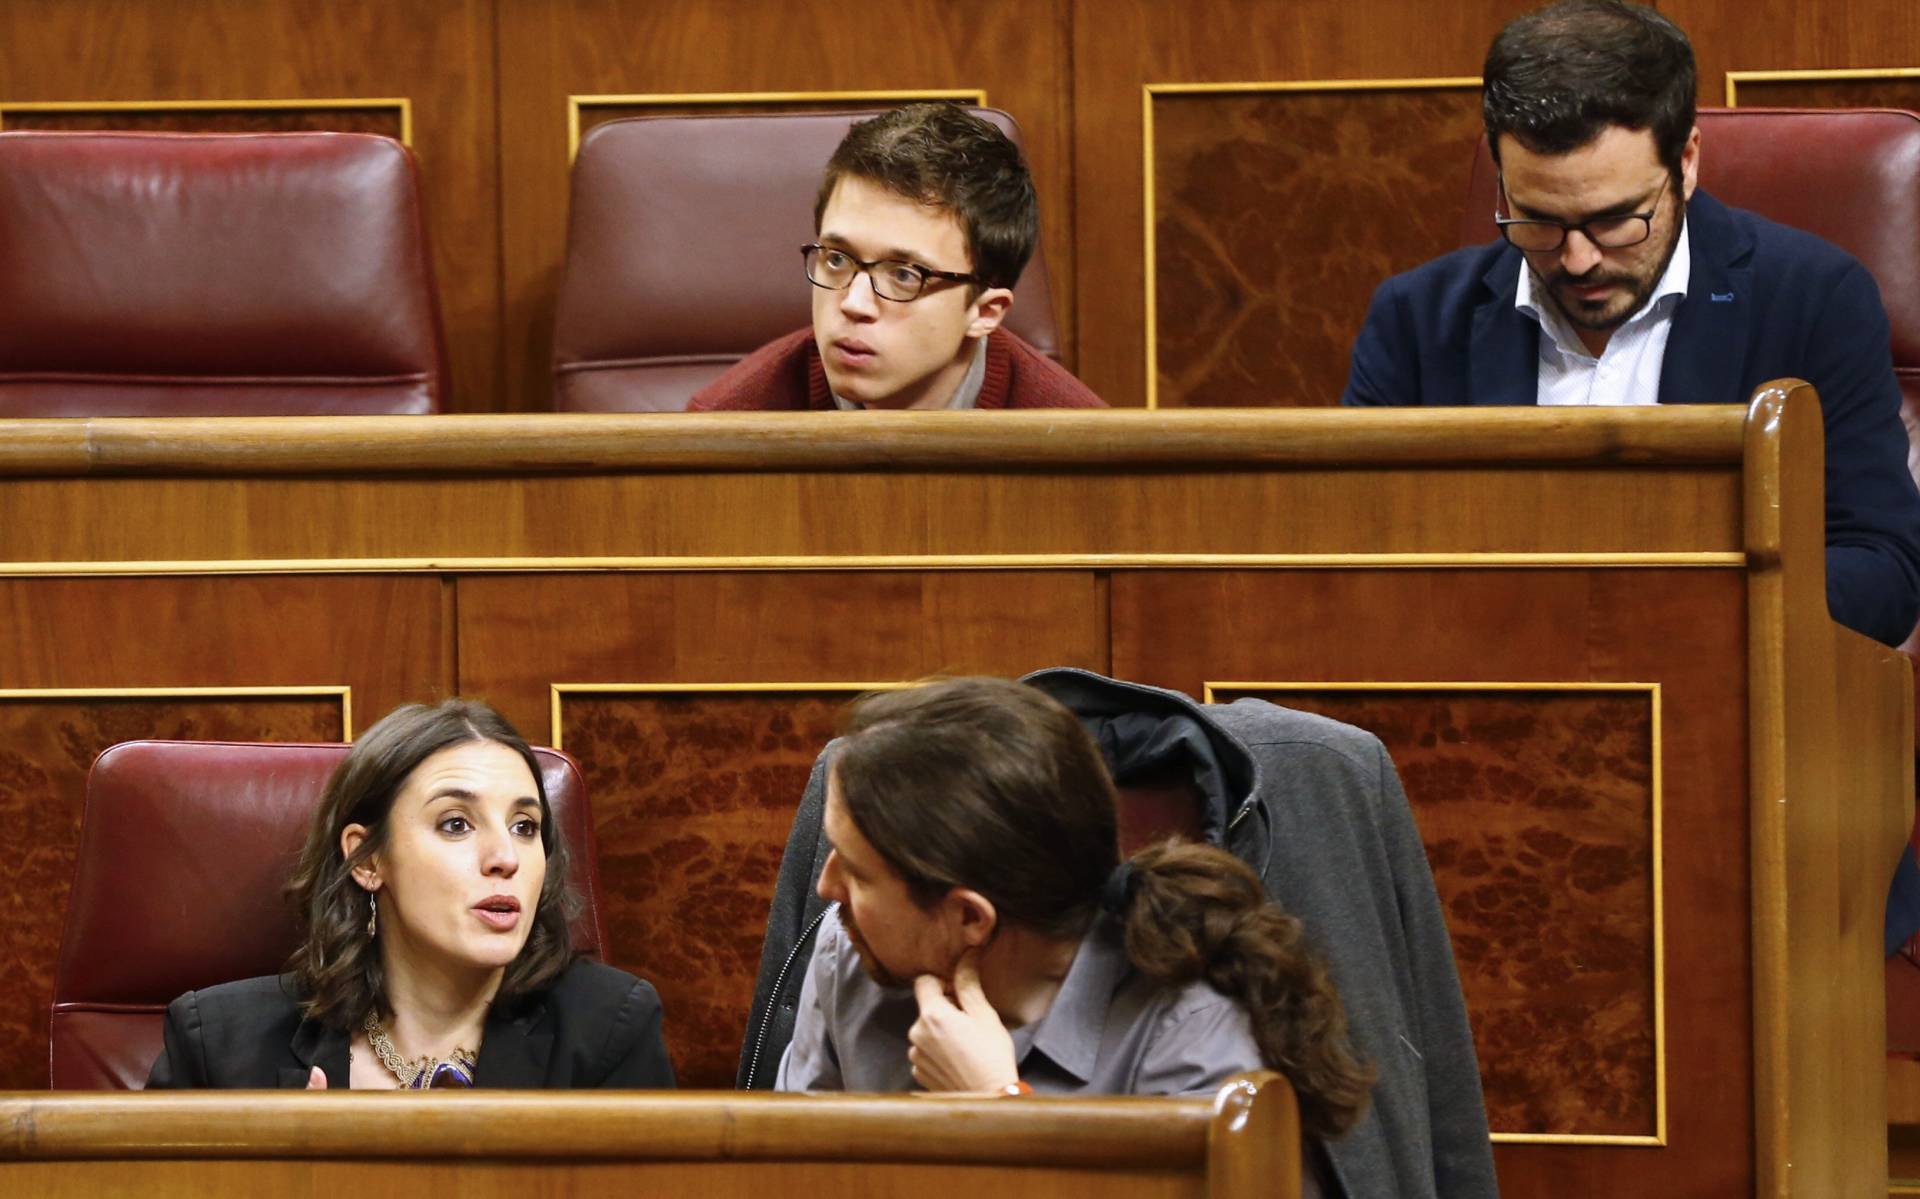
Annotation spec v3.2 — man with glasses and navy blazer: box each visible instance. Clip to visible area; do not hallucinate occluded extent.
[688,104,1104,412]
[1344,0,1920,649]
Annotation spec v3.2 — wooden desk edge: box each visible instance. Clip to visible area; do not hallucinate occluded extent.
[0,1084,1268,1166]
[0,408,1749,477]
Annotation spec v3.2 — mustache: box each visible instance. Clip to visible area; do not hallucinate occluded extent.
[1547,267,1631,290]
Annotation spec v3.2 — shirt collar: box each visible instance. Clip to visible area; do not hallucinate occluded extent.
[1007,914,1130,1083]
[1515,215,1691,358]
[831,334,989,411]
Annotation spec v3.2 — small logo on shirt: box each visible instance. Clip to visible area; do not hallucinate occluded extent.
[1710,291,1735,302]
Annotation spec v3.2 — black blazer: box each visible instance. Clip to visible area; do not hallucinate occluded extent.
[1343,188,1920,647]
[146,958,675,1089]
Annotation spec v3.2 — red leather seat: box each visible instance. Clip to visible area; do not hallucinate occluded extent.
[551,108,1063,412]
[49,740,606,1089]
[0,132,447,415]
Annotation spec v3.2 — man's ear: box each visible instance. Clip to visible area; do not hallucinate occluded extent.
[1679,124,1701,201]
[966,288,1014,339]
[342,823,379,891]
[947,886,999,948]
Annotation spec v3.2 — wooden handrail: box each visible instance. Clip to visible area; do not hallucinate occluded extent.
[0,407,1749,478]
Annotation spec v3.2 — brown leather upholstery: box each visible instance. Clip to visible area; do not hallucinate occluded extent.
[49,740,605,1090]
[551,109,1062,412]
[0,132,447,415]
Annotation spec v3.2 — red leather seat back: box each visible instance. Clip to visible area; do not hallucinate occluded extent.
[551,108,1062,412]
[50,740,605,1089]
[1462,107,1920,430]
[0,132,447,415]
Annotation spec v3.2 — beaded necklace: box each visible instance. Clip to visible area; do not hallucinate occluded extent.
[362,1009,479,1089]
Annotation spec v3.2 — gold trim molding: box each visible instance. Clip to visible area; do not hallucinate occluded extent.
[1725,67,1920,106]
[549,681,909,750]
[0,684,355,740]
[567,89,987,162]
[1203,680,1666,1147]
[1140,77,1481,409]
[0,551,1748,579]
[0,98,413,145]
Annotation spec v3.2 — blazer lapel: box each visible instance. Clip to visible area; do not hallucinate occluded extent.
[472,1001,553,1087]
[1658,191,1755,407]
[280,1015,350,1089]
[1467,250,1540,406]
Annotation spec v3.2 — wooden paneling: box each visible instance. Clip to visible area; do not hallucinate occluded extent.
[0,0,501,411]
[554,689,857,1088]
[495,0,1072,412]
[1213,686,1659,1138]
[457,571,1103,1083]
[1113,568,1751,1195]
[1072,0,1535,408]
[0,575,448,1089]
[1149,85,1482,408]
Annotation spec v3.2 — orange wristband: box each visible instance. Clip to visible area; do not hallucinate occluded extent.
[998,1080,1033,1097]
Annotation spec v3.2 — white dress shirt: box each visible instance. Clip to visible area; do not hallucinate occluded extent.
[1517,219,1690,407]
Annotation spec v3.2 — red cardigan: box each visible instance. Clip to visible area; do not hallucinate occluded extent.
[687,327,1106,411]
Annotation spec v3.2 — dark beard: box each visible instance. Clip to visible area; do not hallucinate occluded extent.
[1540,208,1685,335]
[840,906,911,990]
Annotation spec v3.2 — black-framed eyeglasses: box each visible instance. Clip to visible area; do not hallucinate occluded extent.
[801,243,978,303]
[1494,173,1669,253]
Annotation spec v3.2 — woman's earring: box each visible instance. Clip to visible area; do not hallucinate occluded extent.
[367,892,378,938]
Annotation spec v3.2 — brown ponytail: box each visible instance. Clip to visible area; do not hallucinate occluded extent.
[1120,840,1375,1140]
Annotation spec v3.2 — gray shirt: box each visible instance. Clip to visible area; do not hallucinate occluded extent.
[778,906,1329,1197]
[778,905,1263,1094]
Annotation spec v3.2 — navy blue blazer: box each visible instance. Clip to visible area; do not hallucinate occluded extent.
[1343,189,1920,647]
[145,958,676,1089]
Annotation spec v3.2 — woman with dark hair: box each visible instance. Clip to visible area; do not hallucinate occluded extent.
[147,699,674,1090]
[780,677,1371,1194]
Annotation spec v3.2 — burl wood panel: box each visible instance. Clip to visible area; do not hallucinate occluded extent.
[0,696,344,1091]
[1112,568,1751,1197]
[1151,87,1483,408]
[1214,686,1656,1136]
[497,0,1073,411]
[0,107,403,138]
[559,691,849,1087]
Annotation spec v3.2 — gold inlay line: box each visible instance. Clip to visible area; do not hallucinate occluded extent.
[0,684,354,740]
[1725,67,1920,106]
[0,98,413,145]
[0,551,1747,578]
[567,89,987,162]
[1141,77,1481,409]
[1203,680,1666,1146]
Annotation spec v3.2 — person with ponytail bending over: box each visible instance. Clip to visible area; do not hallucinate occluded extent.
[777,677,1369,1195]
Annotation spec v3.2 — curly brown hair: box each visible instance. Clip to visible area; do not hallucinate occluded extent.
[285,698,576,1031]
[835,677,1374,1138]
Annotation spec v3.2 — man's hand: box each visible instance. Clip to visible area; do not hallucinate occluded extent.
[306,1066,328,1089]
[908,949,1019,1093]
